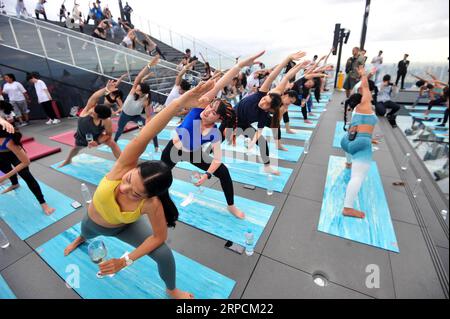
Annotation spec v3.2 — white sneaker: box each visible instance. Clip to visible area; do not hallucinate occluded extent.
[46,119,53,125]
[52,119,61,124]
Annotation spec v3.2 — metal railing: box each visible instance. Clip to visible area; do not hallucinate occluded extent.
[0,13,203,96]
[134,13,237,70]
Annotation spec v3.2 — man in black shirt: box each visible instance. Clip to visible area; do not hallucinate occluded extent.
[396,54,410,90]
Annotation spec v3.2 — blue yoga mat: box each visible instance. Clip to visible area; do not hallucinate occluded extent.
[37,224,235,299]
[422,121,448,128]
[52,154,275,247]
[318,156,399,253]
[220,137,304,163]
[171,179,275,248]
[410,112,445,119]
[263,127,312,141]
[177,157,293,193]
[288,106,326,114]
[434,131,449,139]
[0,180,77,240]
[97,141,293,192]
[0,275,16,299]
[406,106,447,112]
[282,119,318,129]
[286,112,322,120]
[333,121,347,148]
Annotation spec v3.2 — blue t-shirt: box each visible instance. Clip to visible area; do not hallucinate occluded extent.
[176,108,221,152]
[235,91,269,128]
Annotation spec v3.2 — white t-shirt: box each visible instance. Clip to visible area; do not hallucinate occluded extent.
[0,109,15,121]
[2,82,27,102]
[371,56,383,67]
[34,80,51,104]
[246,72,260,91]
[35,3,44,11]
[122,94,146,116]
[165,85,182,106]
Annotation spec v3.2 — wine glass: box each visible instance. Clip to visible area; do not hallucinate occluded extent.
[88,239,108,279]
[190,171,204,194]
[85,133,94,144]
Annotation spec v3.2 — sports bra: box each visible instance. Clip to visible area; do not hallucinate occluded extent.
[351,111,378,127]
[0,137,11,152]
[93,177,146,225]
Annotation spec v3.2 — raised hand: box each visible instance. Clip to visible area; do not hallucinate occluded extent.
[0,118,14,134]
[179,80,215,109]
[237,51,266,69]
[357,65,367,78]
[288,51,307,61]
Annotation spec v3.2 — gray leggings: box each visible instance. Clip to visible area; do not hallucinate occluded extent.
[81,214,176,290]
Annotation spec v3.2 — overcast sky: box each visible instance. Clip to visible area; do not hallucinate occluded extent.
[6,0,449,67]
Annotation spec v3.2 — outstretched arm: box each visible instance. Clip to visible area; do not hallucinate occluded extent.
[108,80,216,177]
[274,61,308,94]
[357,66,372,111]
[80,80,118,117]
[175,61,196,86]
[260,51,306,93]
[201,51,266,102]
[132,55,160,92]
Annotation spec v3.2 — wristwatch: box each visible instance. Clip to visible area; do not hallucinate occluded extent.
[205,172,212,180]
[123,254,134,267]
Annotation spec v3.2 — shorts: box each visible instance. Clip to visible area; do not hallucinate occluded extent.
[343,76,359,91]
[10,100,29,117]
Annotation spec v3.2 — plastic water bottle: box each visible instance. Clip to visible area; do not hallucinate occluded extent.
[266,174,274,196]
[441,210,448,221]
[304,140,310,154]
[0,228,10,249]
[245,229,254,256]
[401,153,411,171]
[81,183,92,204]
[244,138,251,149]
[412,179,422,198]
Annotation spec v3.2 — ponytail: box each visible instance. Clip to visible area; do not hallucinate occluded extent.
[216,99,238,146]
[343,93,362,131]
[157,190,179,228]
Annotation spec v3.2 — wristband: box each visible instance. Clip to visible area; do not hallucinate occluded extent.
[205,172,212,180]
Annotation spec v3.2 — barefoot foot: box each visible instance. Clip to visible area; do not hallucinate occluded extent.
[286,129,297,134]
[264,165,280,176]
[1,184,20,194]
[58,160,71,168]
[64,236,86,256]
[227,205,245,219]
[166,288,194,299]
[41,203,56,216]
[343,208,365,219]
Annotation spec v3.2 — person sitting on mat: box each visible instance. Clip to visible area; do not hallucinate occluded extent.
[114,56,160,152]
[58,81,122,168]
[0,120,56,216]
[222,51,308,176]
[160,52,266,220]
[340,66,378,219]
[63,78,217,300]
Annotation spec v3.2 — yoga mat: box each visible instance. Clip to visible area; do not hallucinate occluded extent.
[422,121,448,128]
[0,179,77,240]
[52,153,275,247]
[263,127,312,142]
[0,275,15,299]
[54,152,292,193]
[318,156,399,253]
[37,224,235,299]
[176,157,293,193]
[405,106,447,112]
[287,112,321,120]
[22,141,61,161]
[50,131,76,147]
[434,131,449,139]
[170,179,275,248]
[288,106,326,114]
[410,112,445,119]
[220,137,304,163]
[333,121,347,148]
[101,136,304,163]
[282,119,318,129]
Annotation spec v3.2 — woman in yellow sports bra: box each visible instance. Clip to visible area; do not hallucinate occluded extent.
[63,52,265,299]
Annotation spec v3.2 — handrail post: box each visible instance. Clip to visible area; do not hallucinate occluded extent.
[124,55,131,82]
[36,27,48,59]
[93,40,104,75]
[66,36,76,66]
[148,21,152,36]
[8,18,20,49]
[169,30,173,47]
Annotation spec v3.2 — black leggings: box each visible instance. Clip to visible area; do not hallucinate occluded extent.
[428,97,447,111]
[161,140,235,206]
[395,72,407,89]
[375,101,401,117]
[0,151,46,204]
[41,101,57,120]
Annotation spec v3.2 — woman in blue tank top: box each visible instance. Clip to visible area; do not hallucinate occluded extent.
[161,51,266,219]
[340,67,378,219]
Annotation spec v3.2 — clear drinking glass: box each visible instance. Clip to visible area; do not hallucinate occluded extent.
[88,239,108,279]
[85,133,94,143]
